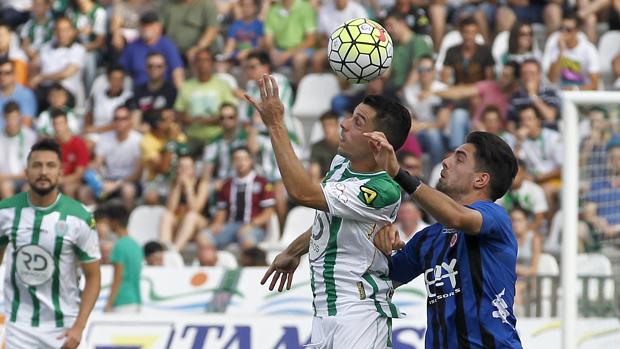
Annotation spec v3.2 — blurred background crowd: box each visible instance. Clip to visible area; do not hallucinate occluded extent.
[1,0,619,316]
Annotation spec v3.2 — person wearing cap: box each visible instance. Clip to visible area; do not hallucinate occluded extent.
[160,0,220,63]
[119,11,185,89]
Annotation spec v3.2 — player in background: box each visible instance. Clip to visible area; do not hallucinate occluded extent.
[366,130,523,348]
[249,75,410,348]
[0,139,101,349]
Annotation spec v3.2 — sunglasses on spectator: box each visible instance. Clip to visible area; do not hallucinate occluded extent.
[220,114,237,120]
[417,66,433,73]
[560,26,576,32]
[519,30,532,37]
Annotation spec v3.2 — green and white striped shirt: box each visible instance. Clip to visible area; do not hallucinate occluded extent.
[310,155,402,318]
[0,193,100,328]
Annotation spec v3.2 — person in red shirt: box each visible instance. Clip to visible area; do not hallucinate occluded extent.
[52,108,89,198]
[201,146,275,250]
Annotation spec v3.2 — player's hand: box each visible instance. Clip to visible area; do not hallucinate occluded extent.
[244,75,285,128]
[260,251,300,292]
[374,224,405,257]
[58,326,83,349]
[363,131,400,177]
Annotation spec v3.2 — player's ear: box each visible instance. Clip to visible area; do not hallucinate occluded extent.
[473,172,490,190]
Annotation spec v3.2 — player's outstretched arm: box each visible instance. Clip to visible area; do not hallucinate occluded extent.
[60,260,100,349]
[260,228,311,292]
[245,75,328,212]
[364,132,483,234]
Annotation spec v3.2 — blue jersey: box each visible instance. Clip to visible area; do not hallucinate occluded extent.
[390,201,522,348]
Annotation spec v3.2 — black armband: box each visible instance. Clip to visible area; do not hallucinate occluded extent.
[393,169,421,194]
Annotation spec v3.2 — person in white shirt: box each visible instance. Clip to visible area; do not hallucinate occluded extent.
[84,65,133,134]
[0,101,37,199]
[397,199,429,243]
[542,11,600,90]
[311,0,368,72]
[92,106,143,209]
[30,16,86,112]
[515,105,562,218]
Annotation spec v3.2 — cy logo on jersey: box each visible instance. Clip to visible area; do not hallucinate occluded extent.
[15,245,55,286]
[424,259,460,304]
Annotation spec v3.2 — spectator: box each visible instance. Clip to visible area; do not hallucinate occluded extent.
[220,0,264,63]
[0,102,37,198]
[160,0,220,62]
[36,83,79,136]
[68,0,107,91]
[441,16,495,85]
[84,65,133,134]
[175,49,236,153]
[311,0,367,73]
[498,159,549,234]
[397,199,429,243]
[119,11,185,89]
[542,11,600,91]
[511,205,542,313]
[403,55,447,165]
[52,108,89,198]
[0,57,37,128]
[508,58,561,130]
[92,106,143,209]
[383,11,432,93]
[202,103,251,187]
[495,0,562,36]
[238,50,299,143]
[239,246,268,267]
[109,0,156,52]
[478,105,517,149]
[0,22,28,86]
[31,16,86,111]
[102,203,143,313]
[160,154,209,252]
[144,241,165,266]
[309,111,340,183]
[580,107,612,181]
[428,0,494,50]
[127,52,177,129]
[398,151,424,179]
[501,23,542,67]
[196,242,218,266]
[389,0,431,35]
[577,0,612,43]
[201,146,275,250]
[1,0,31,28]
[264,0,317,84]
[20,0,54,60]
[515,105,563,217]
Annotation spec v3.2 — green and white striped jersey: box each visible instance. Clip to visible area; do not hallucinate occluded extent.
[310,155,402,318]
[0,193,100,328]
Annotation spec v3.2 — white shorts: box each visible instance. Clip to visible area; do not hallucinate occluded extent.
[307,314,393,349]
[5,321,86,349]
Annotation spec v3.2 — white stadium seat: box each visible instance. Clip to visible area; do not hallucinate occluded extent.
[216,250,239,269]
[598,31,620,86]
[127,205,167,246]
[281,206,316,247]
[576,253,615,301]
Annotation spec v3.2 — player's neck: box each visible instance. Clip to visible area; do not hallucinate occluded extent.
[28,190,60,208]
[348,159,383,174]
[455,191,490,206]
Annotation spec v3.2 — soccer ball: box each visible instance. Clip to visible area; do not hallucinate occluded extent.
[327,18,393,83]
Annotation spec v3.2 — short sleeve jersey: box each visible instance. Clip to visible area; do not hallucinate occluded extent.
[310,155,402,318]
[0,193,100,328]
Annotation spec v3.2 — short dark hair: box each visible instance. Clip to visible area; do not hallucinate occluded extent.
[232,146,252,157]
[3,101,20,116]
[562,10,582,27]
[146,51,166,63]
[50,108,67,121]
[49,82,67,93]
[396,150,417,163]
[320,110,339,123]
[144,241,164,257]
[480,105,501,121]
[362,95,411,151]
[504,60,520,79]
[417,54,434,64]
[143,108,162,130]
[28,138,62,162]
[103,203,130,228]
[0,57,13,69]
[106,64,125,76]
[520,58,541,73]
[219,102,237,114]
[518,104,542,121]
[458,16,478,29]
[240,247,267,266]
[466,131,518,201]
[246,49,271,67]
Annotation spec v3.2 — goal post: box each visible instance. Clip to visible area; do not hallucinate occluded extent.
[560,91,620,349]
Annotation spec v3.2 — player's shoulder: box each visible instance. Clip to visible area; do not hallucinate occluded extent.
[0,192,28,210]
[355,173,401,209]
[58,195,95,228]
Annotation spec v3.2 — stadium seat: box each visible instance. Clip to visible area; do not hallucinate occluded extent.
[163,250,185,267]
[435,30,485,73]
[281,206,316,247]
[216,250,239,269]
[598,31,620,86]
[291,74,340,144]
[259,214,281,251]
[536,253,560,316]
[576,253,615,301]
[492,31,509,75]
[127,205,167,246]
[309,120,325,146]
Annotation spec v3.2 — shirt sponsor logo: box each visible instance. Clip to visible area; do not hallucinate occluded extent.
[15,244,55,286]
[360,186,377,205]
[424,258,460,304]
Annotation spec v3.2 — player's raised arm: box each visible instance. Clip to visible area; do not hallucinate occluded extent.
[261,227,311,292]
[364,131,484,235]
[245,75,328,212]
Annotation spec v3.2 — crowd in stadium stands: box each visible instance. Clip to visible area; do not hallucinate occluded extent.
[2,0,620,313]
